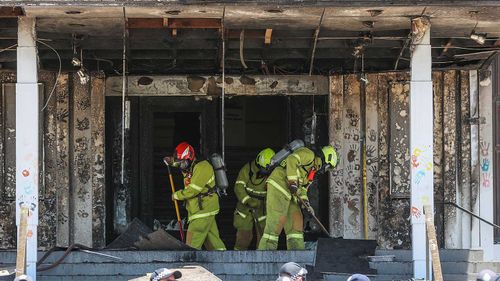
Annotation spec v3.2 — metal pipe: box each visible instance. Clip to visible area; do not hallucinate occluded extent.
[360,64,368,240]
[221,7,226,161]
[121,7,127,184]
[437,201,500,229]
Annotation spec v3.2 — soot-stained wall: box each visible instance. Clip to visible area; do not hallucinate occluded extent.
[0,70,483,250]
[329,71,478,249]
[0,71,106,249]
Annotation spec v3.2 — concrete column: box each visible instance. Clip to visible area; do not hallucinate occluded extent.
[409,17,433,280]
[478,66,494,261]
[16,17,39,279]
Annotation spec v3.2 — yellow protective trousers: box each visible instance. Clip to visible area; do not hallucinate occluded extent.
[186,215,226,250]
[257,169,305,250]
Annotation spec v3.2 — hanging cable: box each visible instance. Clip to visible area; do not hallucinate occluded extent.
[221,6,226,161]
[38,40,61,112]
[0,43,17,54]
[309,9,325,145]
[309,8,325,76]
[239,29,248,69]
[121,7,127,184]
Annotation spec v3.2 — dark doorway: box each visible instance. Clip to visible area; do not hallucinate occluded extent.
[151,111,200,237]
[106,94,330,248]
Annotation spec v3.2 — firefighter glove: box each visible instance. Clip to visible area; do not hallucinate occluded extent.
[163,156,174,166]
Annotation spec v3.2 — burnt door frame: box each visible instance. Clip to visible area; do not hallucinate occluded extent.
[138,96,217,227]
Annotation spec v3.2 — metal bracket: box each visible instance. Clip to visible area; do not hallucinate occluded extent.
[465,116,486,125]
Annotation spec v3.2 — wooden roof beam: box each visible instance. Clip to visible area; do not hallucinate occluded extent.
[0,7,24,17]
[128,18,221,29]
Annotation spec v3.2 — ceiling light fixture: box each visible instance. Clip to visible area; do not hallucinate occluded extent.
[470,32,486,45]
[75,48,89,85]
[71,57,81,67]
[77,67,90,85]
[469,11,487,45]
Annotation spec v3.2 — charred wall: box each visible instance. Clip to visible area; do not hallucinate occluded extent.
[0,70,479,250]
[329,71,476,249]
[0,71,106,249]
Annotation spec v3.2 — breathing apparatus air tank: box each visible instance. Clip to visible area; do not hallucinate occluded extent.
[209,153,228,196]
[269,139,305,168]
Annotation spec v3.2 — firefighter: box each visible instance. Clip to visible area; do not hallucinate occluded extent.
[233,148,276,250]
[257,145,338,250]
[164,142,226,250]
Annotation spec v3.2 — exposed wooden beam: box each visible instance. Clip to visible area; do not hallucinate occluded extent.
[167,18,221,29]
[0,7,24,17]
[127,18,165,29]
[264,29,272,45]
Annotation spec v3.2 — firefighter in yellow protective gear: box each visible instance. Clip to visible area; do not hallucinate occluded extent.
[257,145,337,250]
[166,142,226,250]
[233,148,276,250]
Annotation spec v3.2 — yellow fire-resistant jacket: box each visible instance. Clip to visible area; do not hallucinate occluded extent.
[173,160,220,222]
[234,161,268,217]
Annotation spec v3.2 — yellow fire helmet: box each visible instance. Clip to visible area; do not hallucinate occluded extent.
[256,148,276,169]
[321,145,338,170]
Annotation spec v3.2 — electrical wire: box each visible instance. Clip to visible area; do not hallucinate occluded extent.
[38,40,61,112]
[0,43,17,53]
[239,29,248,69]
[309,8,325,76]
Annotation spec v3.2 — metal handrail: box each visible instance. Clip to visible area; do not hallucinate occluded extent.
[437,201,500,230]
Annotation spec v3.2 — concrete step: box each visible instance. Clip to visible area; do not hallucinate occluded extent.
[39,276,140,281]
[369,261,413,275]
[369,260,500,275]
[0,250,315,264]
[374,249,484,262]
[0,250,315,281]
[35,262,296,276]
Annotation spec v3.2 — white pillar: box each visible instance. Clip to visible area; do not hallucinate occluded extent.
[16,17,39,280]
[478,66,494,261]
[409,17,433,280]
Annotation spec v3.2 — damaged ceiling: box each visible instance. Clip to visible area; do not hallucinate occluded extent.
[0,5,499,74]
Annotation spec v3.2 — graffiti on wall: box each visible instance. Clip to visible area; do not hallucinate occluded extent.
[480,141,491,188]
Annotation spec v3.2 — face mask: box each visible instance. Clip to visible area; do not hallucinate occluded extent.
[178,159,190,171]
[316,164,331,175]
[258,167,271,177]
